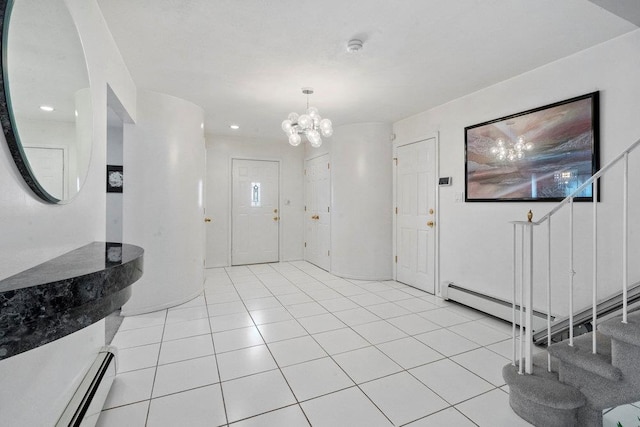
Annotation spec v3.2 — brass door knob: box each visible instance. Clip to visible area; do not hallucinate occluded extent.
[426,220,435,228]
[204,217,212,223]
[274,208,278,213]
[273,217,279,221]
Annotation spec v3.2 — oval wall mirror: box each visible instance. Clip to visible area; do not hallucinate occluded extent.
[0,0,93,203]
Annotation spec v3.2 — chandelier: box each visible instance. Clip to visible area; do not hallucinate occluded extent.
[282,88,333,148]
[490,136,533,162]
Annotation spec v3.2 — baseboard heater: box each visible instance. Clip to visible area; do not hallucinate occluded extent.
[56,346,118,427]
[442,282,553,331]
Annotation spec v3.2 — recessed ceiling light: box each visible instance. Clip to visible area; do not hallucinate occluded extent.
[40,105,54,112]
[230,124,239,130]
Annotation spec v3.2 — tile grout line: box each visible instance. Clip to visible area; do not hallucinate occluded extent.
[104,262,518,426]
[144,308,168,426]
[238,262,507,425]
[224,262,313,426]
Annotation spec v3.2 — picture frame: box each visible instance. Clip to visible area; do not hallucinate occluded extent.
[464,92,599,202]
[106,165,124,193]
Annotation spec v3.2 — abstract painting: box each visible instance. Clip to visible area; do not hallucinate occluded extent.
[465,92,599,202]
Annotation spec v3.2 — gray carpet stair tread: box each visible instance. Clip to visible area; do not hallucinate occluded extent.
[573,374,640,410]
[599,310,640,347]
[547,332,622,381]
[503,363,585,409]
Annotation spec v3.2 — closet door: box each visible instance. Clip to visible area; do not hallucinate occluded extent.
[396,138,436,293]
[305,154,330,271]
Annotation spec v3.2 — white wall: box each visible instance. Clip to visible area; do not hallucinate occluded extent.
[122,90,206,315]
[330,123,393,280]
[394,30,640,316]
[0,0,136,424]
[205,136,305,267]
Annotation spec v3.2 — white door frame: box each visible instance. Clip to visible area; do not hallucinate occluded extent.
[392,133,441,295]
[228,157,282,266]
[304,152,332,272]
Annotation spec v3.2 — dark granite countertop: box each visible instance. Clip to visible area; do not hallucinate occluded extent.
[0,242,144,359]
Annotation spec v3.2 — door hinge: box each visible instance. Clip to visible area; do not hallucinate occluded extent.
[393,157,398,165]
[304,205,307,211]
[395,255,397,263]
[327,206,330,213]
[328,250,330,256]
[304,242,307,248]
[327,163,330,169]
[395,207,398,214]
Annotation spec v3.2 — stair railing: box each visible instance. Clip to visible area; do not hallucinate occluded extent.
[511,137,640,374]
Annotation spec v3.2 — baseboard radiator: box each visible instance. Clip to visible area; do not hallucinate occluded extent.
[56,346,117,427]
[442,282,552,331]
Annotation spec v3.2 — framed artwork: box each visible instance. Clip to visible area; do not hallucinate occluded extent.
[106,165,123,193]
[464,92,599,202]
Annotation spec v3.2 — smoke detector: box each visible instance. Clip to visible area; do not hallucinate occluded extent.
[347,39,363,53]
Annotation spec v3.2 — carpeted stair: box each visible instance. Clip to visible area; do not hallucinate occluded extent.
[503,310,640,426]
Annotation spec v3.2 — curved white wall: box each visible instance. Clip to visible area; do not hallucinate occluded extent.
[122,90,205,315]
[330,122,393,280]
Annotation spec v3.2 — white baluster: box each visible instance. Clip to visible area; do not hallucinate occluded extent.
[623,153,628,324]
[592,179,598,355]
[519,225,525,375]
[526,223,534,374]
[512,223,517,366]
[569,198,574,347]
[547,218,552,372]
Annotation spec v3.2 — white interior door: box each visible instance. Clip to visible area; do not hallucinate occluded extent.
[24,146,65,200]
[305,154,330,271]
[232,159,279,265]
[396,138,436,293]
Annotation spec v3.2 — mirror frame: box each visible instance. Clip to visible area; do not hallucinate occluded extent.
[0,0,89,203]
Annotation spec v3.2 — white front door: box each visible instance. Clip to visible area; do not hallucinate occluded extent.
[231,159,279,265]
[305,154,330,271]
[396,138,436,293]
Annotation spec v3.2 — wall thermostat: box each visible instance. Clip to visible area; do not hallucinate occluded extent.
[438,177,452,186]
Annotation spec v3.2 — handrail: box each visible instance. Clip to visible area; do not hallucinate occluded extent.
[511,136,640,374]
[533,137,640,225]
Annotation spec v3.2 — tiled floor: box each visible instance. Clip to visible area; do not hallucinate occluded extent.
[98,261,535,426]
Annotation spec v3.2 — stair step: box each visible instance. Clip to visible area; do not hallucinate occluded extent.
[547,332,622,381]
[503,364,585,409]
[503,363,585,426]
[599,310,640,347]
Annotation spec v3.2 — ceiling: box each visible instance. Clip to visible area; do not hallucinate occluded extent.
[96,0,638,140]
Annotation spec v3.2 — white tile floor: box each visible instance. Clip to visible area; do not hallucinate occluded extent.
[98,261,540,426]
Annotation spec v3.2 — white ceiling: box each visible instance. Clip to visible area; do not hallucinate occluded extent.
[96,0,638,140]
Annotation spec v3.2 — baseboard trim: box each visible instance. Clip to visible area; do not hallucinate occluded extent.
[443,282,552,330]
